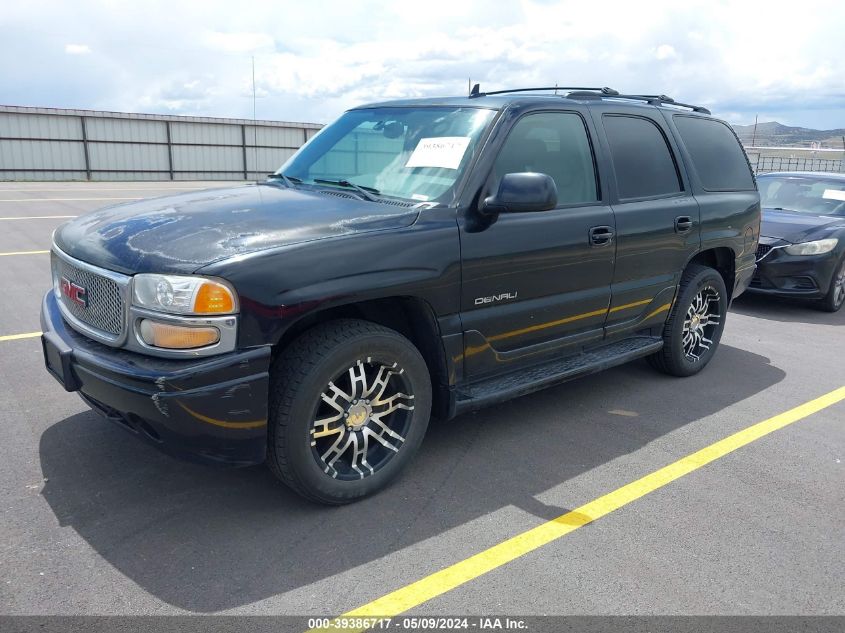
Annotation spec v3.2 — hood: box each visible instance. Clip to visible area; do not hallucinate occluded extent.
[54,184,420,274]
[760,208,845,244]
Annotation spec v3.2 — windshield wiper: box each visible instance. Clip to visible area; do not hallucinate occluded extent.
[313,178,380,202]
[266,172,302,188]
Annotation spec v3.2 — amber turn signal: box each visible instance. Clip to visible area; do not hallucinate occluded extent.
[138,319,220,349]
[194,280,236,314]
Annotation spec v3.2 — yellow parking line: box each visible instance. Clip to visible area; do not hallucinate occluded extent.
[0,198,141,202]
[320,386,845,629]
[0,331,42,342]
[0,250,49,257]
[0,216,78,220]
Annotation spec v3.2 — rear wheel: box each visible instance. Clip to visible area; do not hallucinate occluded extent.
[648,264,728,377]
[267,319,431,504]
[818,255,845,313]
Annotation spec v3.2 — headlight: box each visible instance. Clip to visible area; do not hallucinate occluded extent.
[133,274,238,315]
[784,238,839,256]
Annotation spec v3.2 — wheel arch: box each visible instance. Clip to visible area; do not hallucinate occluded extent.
[271,296,452,418]
[686,247,736,299]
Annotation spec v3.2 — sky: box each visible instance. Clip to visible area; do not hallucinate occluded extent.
[1,0,843,130]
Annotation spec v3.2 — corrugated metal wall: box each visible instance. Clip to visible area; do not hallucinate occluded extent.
[0,106,321,181]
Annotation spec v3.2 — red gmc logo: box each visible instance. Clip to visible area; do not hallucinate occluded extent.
[60,277,88,308]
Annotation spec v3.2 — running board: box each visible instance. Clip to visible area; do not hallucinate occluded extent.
[455,336,663,414]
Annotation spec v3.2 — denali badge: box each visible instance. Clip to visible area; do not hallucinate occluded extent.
[60,277,88,308]
[474,292,518,305]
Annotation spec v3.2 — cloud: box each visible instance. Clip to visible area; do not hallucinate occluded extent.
[140,78,216,112]
[655,44,677,61]
[1,0,843,129]
[64,44,91,55]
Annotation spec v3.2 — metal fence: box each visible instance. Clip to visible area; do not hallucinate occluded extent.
[4,105,844,181]
[748,154,844,175]
[0,105,322,181]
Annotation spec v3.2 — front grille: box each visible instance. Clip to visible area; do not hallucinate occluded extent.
[51,252,126,338]
[756,244,773,261]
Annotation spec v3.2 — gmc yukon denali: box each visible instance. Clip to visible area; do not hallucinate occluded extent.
[41,86,761,504]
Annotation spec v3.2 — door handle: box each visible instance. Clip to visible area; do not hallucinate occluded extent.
[675,216,694,233]
[589,225,614,247]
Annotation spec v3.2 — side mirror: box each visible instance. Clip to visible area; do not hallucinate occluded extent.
[481,172,557,214]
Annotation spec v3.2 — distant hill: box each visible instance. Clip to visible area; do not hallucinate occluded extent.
[732,121,845,149]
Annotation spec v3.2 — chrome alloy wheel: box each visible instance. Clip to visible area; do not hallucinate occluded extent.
[311,358,415,480]
[682,286,721,362]
[833,260,845,309]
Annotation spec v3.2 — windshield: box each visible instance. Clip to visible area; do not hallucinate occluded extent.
[277,106,496,203]
[758,175,845,216]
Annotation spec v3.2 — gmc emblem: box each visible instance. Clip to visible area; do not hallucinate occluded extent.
[60,277,88,308]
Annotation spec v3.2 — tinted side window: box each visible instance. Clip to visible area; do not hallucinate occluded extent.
[603,115,682,199]
[673,116,755,191]
[494,112,598,205]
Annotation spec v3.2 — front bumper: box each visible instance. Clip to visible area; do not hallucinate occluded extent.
[748,248,839,299]
[40,291,271,466]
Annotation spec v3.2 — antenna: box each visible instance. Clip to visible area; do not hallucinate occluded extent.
[751,114,758,147]
[252,56,258,182]
[470,83,480,97]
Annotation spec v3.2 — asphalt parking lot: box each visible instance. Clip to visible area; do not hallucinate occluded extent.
[0,182,843,621]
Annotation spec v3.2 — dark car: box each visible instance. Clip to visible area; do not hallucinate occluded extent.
[751,172,845,311]
[40,86,761,504]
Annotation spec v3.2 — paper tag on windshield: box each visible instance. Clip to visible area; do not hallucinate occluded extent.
[405,137,471,170]
[822,189,845,202]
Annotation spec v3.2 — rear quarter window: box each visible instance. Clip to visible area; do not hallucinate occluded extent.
[673,115,755,191]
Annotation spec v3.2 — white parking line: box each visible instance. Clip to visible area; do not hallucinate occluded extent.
[0,198,142,202]
[0,187,206,192]
[0,216,77,220]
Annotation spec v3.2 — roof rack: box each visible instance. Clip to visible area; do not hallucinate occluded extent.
[469,84,620,98]
[607,93,711,115]
[467,84,711,115]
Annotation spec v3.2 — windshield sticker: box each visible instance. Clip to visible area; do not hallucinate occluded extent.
[411,193,430,201]
[822,189,845,202]
[405,137,471,170]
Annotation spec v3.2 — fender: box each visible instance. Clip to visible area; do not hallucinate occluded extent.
[199,205,463,350]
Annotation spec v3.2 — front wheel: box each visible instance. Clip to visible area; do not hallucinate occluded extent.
[817,255,845,313]
[648,264,728,377]
[267,319,432,504]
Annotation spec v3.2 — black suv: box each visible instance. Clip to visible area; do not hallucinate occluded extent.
[41,87,761,504]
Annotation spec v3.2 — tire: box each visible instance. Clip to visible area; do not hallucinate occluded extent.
[648,264,728,377]
[817,254,845,313]
[267,319,432,505]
